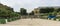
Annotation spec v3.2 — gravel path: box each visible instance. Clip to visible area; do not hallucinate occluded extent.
[0,19,60,26]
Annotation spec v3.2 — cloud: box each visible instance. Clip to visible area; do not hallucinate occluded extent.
[0,0,60,13]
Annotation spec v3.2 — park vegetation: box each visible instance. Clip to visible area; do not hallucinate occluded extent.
[0,3,20,19]
[0,3,20,24]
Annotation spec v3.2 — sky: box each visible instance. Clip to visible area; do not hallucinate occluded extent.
[0,0,60,13]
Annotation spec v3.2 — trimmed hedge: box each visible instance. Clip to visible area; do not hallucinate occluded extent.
[54,18,56,21]
[7,18,12,22]
[0,19,6,24]
[7,17,20,22]
[0,16,21,24]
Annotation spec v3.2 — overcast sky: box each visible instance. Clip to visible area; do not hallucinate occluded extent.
[0,0,60,13]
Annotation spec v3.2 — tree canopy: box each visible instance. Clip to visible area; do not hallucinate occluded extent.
[40,7,54,13]
[20,8,27,15]
[0,3,19,19]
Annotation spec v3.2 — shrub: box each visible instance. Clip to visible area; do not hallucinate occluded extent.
[11,18,15,21]
[7,18,12,22]
[54,18,56,20]
[7,17,20,22]
[0,19,6,24]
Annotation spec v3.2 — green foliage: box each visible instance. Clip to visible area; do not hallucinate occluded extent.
[7,18,12,22]
[0,3,20,19]
[57,8,60,12]
[0,3,13,18]
[0,9,8,17]
[0,19,6,24]
[29,11,34,15]
[7,17,20,22]
[20,8,27,15]
[40,7,54,13]
[0,3,20,24]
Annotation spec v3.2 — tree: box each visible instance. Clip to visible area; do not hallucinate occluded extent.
[57,8,60,12]
[20,8,27,15]
[40,7,54,13]
[29,11,34,15]
[0,3,16,19]
[9,12,20,17]
[6,7,14,12]
[0,9,8,18]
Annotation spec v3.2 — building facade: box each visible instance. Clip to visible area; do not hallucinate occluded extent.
[33,8,40,15]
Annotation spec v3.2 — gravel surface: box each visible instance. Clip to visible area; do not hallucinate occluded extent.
[0,19,60,26]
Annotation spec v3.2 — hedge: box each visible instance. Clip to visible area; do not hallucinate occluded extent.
[7,17,20,22]
[0,19,6,24]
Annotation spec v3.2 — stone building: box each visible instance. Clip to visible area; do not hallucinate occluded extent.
[33,8,40,15]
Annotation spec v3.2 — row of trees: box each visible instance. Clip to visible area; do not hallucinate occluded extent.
[40,7,60,13]
[20,8,34,15]
[20,7,60,15]
[40,7,54,13]
[0,3,20,19]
